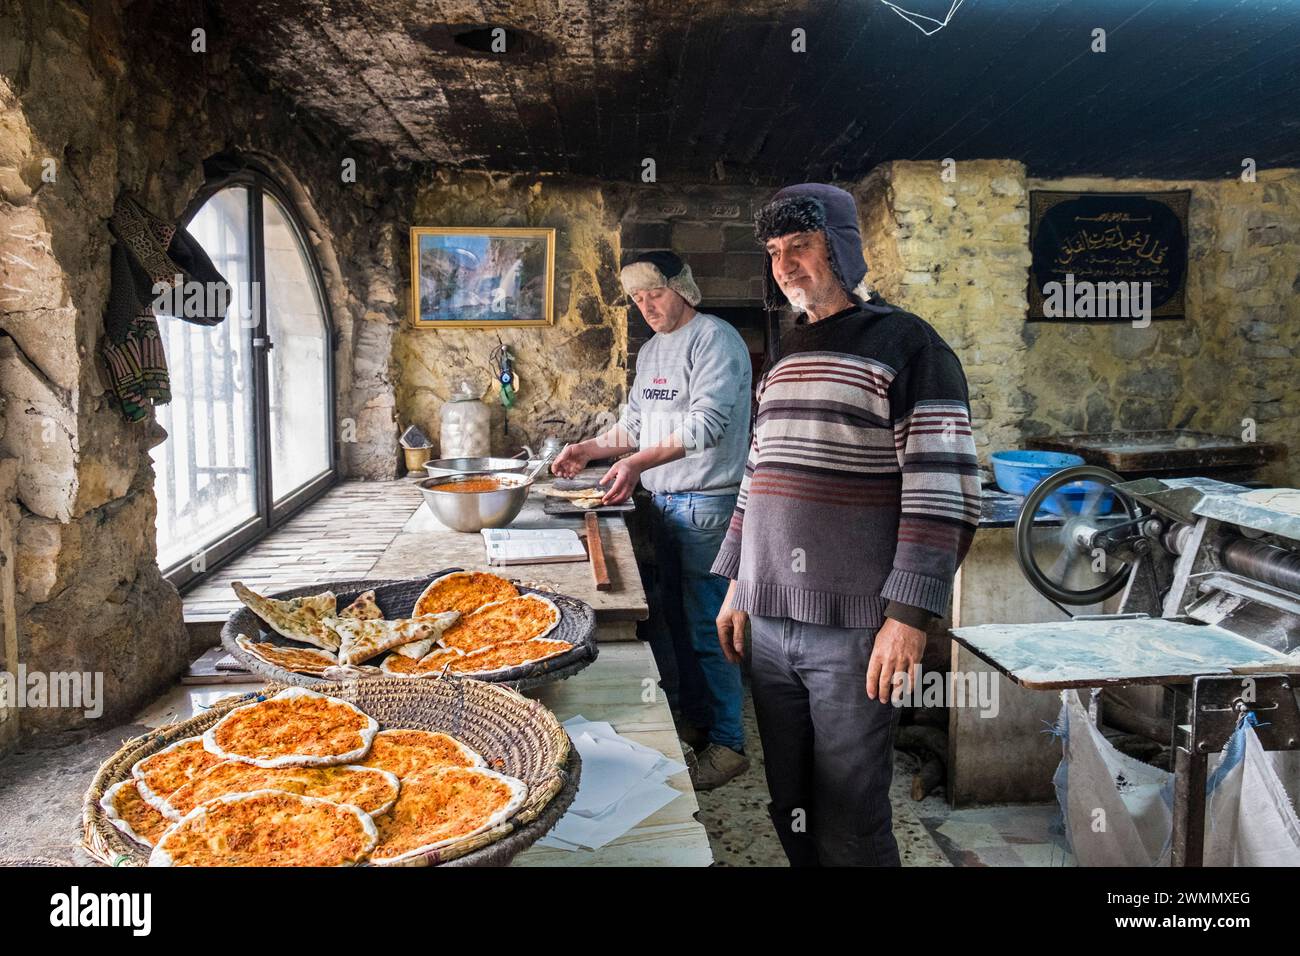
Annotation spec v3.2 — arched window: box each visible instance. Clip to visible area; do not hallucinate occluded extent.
[152,171,335,586]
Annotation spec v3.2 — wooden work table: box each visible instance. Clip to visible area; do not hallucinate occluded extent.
[365,471,711,866]
[366,470,649,639]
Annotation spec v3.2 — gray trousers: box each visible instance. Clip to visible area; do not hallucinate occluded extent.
[749,614,902,866]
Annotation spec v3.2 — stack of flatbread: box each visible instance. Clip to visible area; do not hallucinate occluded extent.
[231,581,459,677]
[232,571,575,681]
[379,571,574,679]
[100,687,528,867]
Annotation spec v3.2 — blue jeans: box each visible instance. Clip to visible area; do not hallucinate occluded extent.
[645,491,744,752]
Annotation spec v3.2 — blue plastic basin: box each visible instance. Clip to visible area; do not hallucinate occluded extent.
[991,450,1086,496]
[990,450,1115,517]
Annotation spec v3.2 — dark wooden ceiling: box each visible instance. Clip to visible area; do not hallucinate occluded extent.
[204,0,1300,182]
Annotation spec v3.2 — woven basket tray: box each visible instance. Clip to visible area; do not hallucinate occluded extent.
[82,677,579,867]
[219,571,598,690]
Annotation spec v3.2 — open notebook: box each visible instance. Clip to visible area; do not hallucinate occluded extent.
[481,528,588,565]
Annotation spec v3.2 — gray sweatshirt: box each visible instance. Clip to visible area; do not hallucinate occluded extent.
[620,312,752,495]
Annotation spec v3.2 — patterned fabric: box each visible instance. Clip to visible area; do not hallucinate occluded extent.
[710,293,981,629]
[99,193,231,422]
[100,311,171,423]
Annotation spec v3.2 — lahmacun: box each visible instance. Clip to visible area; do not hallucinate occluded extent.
[439,593,562,653]
[203,687,379,769]
[380,646,462,679]
[132,737,225,813]
[358,729,484,778]
[369,766,527,865]
[448,638,574,677]
[149,790,378,867]
[162,761,401,820]
[100,779,171,848]
[412,571,518,618]
[235,635,337,675]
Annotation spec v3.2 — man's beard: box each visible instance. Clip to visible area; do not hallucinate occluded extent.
[785,285,810,313]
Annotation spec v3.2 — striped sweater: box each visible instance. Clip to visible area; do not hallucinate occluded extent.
[710,295,981,629]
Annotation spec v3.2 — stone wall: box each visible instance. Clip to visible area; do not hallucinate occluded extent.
[854,160,1300,486]
[395,172,629,457]
[855,160,1034,461]
[0,458,18,757]
[608,182,773,390]
[1023,171,1300,486]
[0,0,409,742]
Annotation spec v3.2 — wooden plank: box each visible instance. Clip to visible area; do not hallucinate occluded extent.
[585,511,611,591]
[182,479,424,622]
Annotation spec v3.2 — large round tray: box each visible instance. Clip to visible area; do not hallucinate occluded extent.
[83,677,579,867]
[219,570,598,691]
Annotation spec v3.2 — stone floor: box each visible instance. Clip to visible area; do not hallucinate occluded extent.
[183,479,424,623]
[693,687,1073,867]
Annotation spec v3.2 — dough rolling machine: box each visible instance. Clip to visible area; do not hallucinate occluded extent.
[952,466,1300,866]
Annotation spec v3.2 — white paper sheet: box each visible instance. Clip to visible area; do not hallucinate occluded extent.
[537,715,688,851]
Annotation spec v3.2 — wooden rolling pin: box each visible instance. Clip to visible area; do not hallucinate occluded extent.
[585,510,611,591]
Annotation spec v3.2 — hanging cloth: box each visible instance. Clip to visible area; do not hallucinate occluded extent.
[99,193,232,422]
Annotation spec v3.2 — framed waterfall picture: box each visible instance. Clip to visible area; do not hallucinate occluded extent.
[409,226,556,328]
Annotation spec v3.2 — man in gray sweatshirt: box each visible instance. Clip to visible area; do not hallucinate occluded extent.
[552,250,753,789]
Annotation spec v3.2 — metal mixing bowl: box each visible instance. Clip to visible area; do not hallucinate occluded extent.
[418,472,533,532]
[424,456,531,479]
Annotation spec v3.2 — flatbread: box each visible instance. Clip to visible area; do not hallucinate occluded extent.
[390,611,462,660]
[380,646,463,680]
[100,779,171,848]
[545,485,609,500]
[132,737,225,813]
[203,687,379,769]
[340,589,383,620]
[235,635,337,675]
[162,760,400,819]
[358,729,484,778]
[232,581,340,652]
[439,593,562,654]
[448,638,574,676]
[330,612,459,666]
[149,790,378,867]
[369,766,527,866]
[320,663,383,681]
[412,571,519,618]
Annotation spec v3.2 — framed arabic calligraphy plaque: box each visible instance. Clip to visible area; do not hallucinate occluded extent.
[1027,190,1189,322]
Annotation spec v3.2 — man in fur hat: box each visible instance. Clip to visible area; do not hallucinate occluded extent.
[553,250,754,789]
[712,184,982,864]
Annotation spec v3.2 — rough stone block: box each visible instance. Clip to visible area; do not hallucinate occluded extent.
[672,222,723,253]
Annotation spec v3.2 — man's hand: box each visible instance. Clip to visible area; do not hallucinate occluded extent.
[551,443,590,478]
[866,617,927,703]
[599,457,642,504]
[716,583,748,664]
